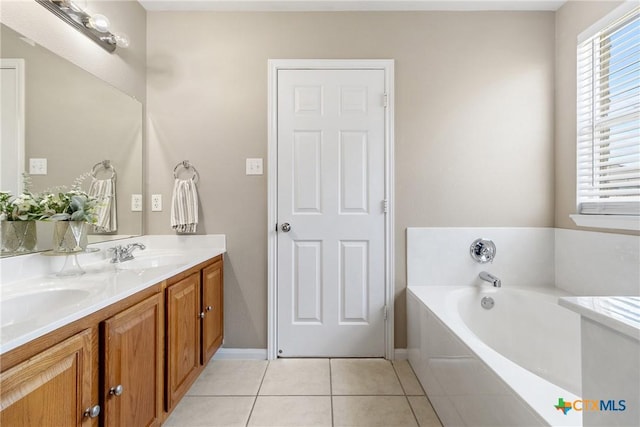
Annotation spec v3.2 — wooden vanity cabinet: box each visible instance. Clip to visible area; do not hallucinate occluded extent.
[165,255,224,413]
[165,271,202,411]
[0,328,97,427]
[102,293,163,427]
[202,258,224,364]
[0,254,223,426]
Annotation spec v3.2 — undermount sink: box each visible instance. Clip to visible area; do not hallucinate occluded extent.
[1,288,92,329]
[114,254,189,271]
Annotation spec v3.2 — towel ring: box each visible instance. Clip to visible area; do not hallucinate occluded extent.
[173,160,199,182]
[91,160,116,180]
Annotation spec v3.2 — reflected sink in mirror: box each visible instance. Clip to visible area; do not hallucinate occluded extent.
[1,288,92,331]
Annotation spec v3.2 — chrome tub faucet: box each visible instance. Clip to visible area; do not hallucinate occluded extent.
[479,271,502,288]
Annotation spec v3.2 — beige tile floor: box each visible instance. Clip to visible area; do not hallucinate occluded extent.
[164,358,442,427]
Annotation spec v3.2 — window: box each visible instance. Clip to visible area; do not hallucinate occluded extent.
[576,4,640,220]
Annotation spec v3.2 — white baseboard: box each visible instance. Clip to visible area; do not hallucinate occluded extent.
[394,348,408,360]
[213,348,268,360]
[213,348,407,360]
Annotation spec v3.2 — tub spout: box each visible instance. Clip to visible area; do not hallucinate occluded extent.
[479,271,501,287]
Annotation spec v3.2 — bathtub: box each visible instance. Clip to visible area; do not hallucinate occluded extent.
[407,285,582,426]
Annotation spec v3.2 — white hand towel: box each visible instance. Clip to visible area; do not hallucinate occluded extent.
[171,178,199,233]
[88,177,117,233]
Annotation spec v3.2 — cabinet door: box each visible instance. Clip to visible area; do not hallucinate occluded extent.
[103,293,163,427]
[0,328,95,427]
[166,272,201,411]
[202,259,224,364]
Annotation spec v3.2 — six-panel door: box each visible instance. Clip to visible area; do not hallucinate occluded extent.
[277,69,387,357]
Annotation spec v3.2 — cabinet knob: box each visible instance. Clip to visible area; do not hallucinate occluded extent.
[109,384,124,396]
[199,312,205,319]
[83,405,101,418]
[206,305,213,311]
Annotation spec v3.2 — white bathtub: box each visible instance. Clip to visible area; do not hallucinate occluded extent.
[407,285,583,426]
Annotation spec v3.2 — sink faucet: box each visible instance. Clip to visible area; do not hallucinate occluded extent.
[109,243,146,263]
[479,271,501,287]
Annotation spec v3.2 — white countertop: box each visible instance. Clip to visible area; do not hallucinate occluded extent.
[0,234,226,355]
[559,296,640,341]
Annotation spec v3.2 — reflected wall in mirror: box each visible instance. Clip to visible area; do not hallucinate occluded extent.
[0,23,142,257]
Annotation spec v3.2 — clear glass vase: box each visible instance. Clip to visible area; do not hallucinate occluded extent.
[1,220,37,254]
[52,221,88,253]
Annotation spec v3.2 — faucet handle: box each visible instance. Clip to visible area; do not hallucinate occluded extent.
[126,242,146,251]
[470,238,496,264]
[107,245,123,263]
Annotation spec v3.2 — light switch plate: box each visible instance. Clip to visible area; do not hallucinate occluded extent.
[29,158,47,175]
[151,194,162,211]
[246,158,263,175]
[131,194,142,212]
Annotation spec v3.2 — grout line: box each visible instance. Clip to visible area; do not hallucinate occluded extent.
[404,360,444,427]
[245,360,270,427]
[392,360,422,427]
[405,359,429,396]
[329,358,335,427]
[390,359,408,395]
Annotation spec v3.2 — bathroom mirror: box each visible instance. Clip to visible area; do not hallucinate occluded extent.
[0,23,142,256]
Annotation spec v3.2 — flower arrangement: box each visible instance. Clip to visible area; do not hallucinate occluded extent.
[40,173,98,223]
[0,172,98,224]
[0,175,44,222]
[0,191,43,221]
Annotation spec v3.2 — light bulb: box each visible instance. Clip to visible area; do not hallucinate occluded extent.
[113,32,130,48]
[87,14,110,33]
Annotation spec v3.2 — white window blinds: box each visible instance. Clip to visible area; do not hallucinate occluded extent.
[577,5,640,215]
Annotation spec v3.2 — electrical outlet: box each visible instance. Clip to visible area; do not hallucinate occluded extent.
[246,158,263,175]
[29,158,47,175]
[151,194,162,211]
[131,194,142,212]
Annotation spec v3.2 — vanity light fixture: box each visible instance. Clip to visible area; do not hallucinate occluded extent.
[35,0,129,53]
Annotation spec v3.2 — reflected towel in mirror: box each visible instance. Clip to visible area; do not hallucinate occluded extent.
[89,177,117,233]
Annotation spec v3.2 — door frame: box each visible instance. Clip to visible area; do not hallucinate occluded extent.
[267,59,395,360]
[1,58,25,194]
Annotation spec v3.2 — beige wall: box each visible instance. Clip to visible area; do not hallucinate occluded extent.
[147,11,555,349]
[0,0,147,102]
[554,0,638,235]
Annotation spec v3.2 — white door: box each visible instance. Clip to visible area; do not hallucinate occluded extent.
[277,69,387,357]
[1,59,25,194]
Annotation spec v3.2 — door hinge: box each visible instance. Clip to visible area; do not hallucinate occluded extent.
[382,199,388,213]
[384,305,388,320]
[383,93,388,108]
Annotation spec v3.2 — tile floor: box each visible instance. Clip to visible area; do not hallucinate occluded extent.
[164,358,443,427]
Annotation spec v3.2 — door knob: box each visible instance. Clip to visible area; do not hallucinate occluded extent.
[109,384,124,396]
[281,223,291,232]
[206,305,213,311]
